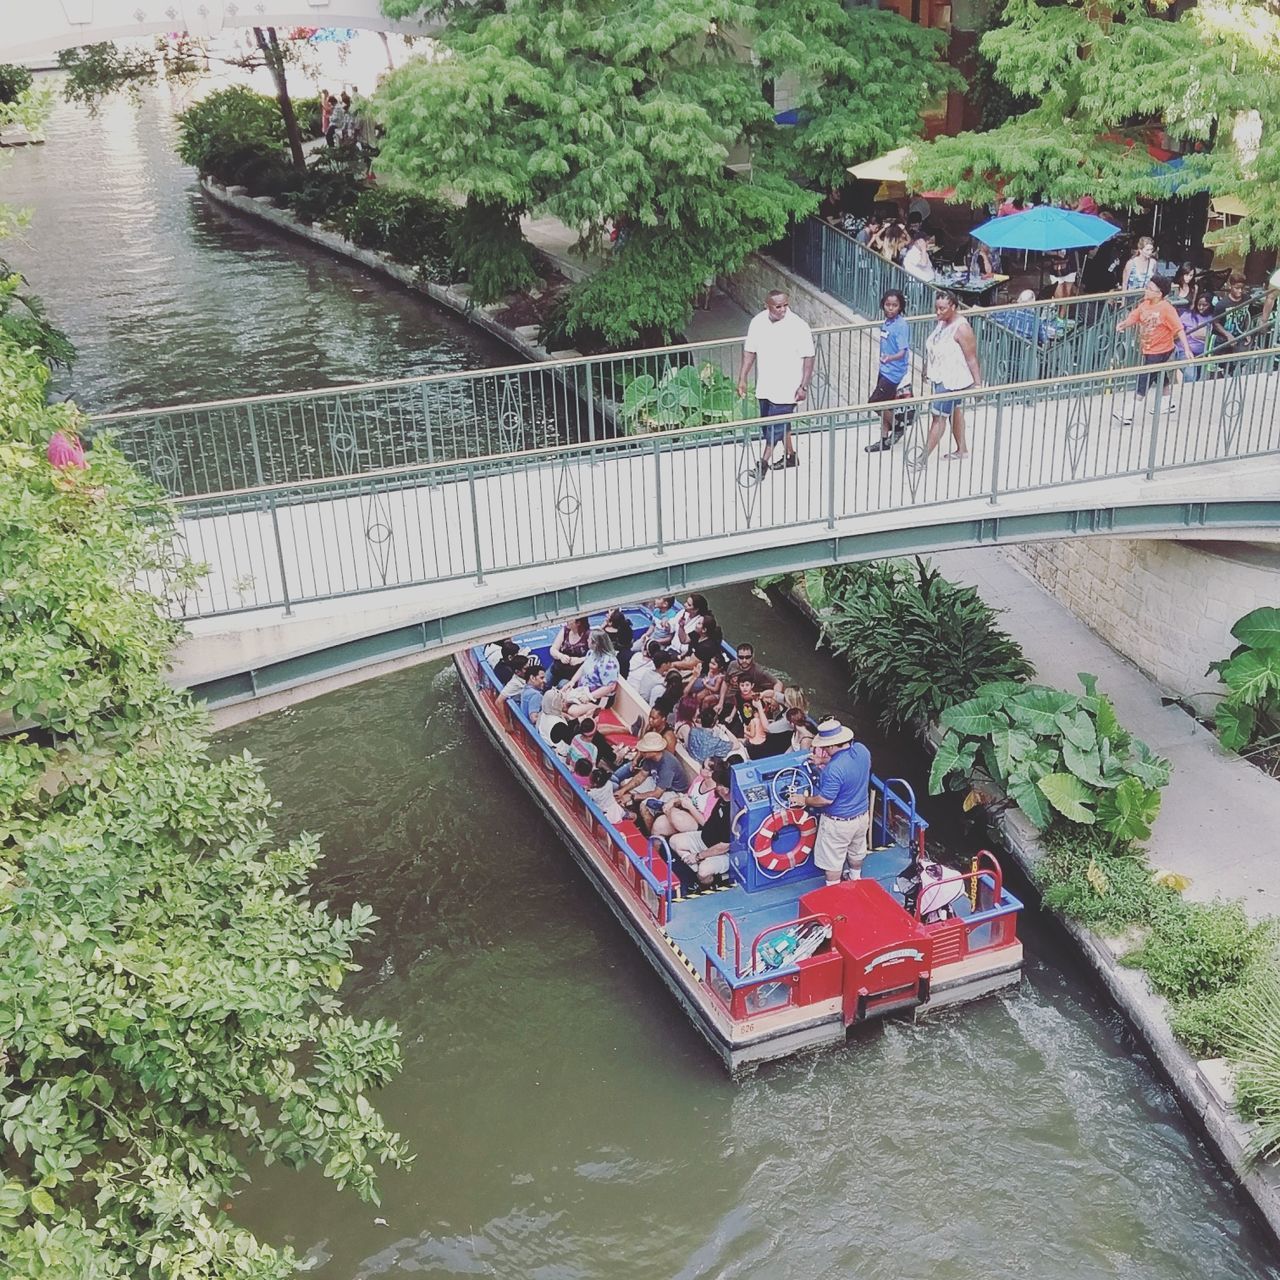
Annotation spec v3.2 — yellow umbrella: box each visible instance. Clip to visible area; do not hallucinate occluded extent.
[1210,194,1249,219]
[848,146,914,183]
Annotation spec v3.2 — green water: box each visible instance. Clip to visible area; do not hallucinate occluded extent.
[220,587,1279,1280]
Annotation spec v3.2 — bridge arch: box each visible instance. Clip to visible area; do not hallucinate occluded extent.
[2,2,441,62]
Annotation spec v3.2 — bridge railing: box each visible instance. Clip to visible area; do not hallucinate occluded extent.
[151,344,1280,620]
[93,284,1151,501]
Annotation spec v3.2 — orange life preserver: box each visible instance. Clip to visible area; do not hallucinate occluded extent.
[750,807,817,874]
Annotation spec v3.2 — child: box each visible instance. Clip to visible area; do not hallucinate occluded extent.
[587,764,626,824]
[567,717,600,770]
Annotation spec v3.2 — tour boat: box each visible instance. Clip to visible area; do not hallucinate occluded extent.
[456,606,1024,1071]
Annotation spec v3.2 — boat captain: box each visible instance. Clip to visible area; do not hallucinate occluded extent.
[791,719,872,885]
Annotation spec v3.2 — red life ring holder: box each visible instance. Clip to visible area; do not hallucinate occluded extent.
[751,807,817,874]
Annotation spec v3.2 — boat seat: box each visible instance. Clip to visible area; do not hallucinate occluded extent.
[616,817,677,889]
[595,706,638,751]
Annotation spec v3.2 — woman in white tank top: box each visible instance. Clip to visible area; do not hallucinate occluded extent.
[924,290,982,461]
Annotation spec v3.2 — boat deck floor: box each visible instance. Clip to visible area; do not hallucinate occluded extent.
[664,846,919,965]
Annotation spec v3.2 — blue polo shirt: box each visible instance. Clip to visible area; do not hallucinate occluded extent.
[817,742,871,819]
[518,685,544,721]
[880,315,909,385]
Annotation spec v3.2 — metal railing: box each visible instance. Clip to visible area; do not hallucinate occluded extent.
[149,343,1280,620]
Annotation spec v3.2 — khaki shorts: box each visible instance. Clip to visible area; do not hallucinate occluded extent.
[813,810,870,879]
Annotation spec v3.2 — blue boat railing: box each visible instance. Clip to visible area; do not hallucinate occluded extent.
[872,773,926,855]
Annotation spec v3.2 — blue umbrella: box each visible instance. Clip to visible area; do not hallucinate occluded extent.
[971,205,1121,251]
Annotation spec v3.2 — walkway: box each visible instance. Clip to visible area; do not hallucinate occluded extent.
[934,547,1280,920]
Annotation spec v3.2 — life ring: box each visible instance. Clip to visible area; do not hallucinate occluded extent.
[751,807,817,874]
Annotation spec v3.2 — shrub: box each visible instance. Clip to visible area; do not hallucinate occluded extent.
[1226,971,1280,1160]
[448,198,540,303]
[284,164,364,225]
[0,62,32,106]
[336,186,455,279]
[619,362,756,433]
[930,672,1171,840]
[1123,901,1275,1002]
[817,557,1034,731]
[176,86,286,186]
[1208,605,1280,759]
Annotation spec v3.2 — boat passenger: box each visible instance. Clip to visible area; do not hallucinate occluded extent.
[792,719,872,884]
[725,642,782,695]
[516,666,548,722]
[568,716,602,770]
[667,761,735,888]
[537,685,569,743]
[653,672,687,718]
[720,675,770,758]
[563,629,620,711]
[687,646,728,699]
[687,705,739,763]
[549,616,591,684]
[650,757,728,842]
[587,764,627,824]
[496,654,533,705]
[571,756,594,785]
[672,695,700,750]
[786,706,815,753]
[670,593,710,656]
[547,720,575,760]
[492,639,523,685]
[613,731,688,820]
[634,596,679,652]
[602,609,634,677]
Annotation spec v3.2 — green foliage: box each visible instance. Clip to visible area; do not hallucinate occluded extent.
[58,42,164,107]
[619,362,756,433]
[0,337,408,1275]
[1225,970,1280,1162]
[0,267,75,371]
[931,673,1170,840]
[283,161,364,225]
[1208,606,1280,755]
[448,198,540,304]
[1124,901,1274,1002]
[336,186,456,280]
[377,0,948,340]
[816,557,1033,732]
[175,86,286,185]
[910,0,1280,250]
[0,63,32,106]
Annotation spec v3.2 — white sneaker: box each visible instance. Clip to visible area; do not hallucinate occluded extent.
[1165,399,1178,412]
[1113,411,1133,427]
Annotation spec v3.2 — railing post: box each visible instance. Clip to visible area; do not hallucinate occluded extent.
[586,364,597,445]
[989,391,1003,504]
[246,402,266,487]
[419,384,436,467]
[468,465,486,583]
[267,493,293,617]
[653,436,665,554]
[826,411,838,529]
[1144,371,1164,480]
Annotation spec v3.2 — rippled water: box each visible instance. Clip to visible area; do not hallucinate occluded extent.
[219,588,1280,1280]
[2,82,512,414]
[10,80,1277,1279]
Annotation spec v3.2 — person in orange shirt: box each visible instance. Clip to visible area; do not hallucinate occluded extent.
[1113,275,1194,426]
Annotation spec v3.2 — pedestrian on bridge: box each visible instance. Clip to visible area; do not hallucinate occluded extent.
[923,291,982,462]
[736,290,815,479]
[1113,275,1193,426]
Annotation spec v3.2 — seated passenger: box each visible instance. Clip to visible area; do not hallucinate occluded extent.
[786,705,815,752]
[634,596,680,652]
[486,637,520,679]
[496,654,532,705]
[667,761,734,887]
[613,731,688,825]
[537,685,569,743]
[630,647,676,707]
[567,717,601,769]
[547,720,575,760]
[686,645,728,700]
[652,672,687,717]
[725,642,783,695]
[549,616,591,685]
[602,608,634,677]
[720,675,769,757]
[670,593,710,656]
[687,705,739,762]
[563,629,620,711]
[651,756,727,842]
[671,695,700,751]
[516,665,548,722]
[587,764,627,824]
[571,756,594,786]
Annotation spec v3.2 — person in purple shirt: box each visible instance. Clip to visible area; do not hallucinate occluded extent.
[792,719,872,884]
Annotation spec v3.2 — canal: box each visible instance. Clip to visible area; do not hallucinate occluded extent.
[11,80,1280,1280]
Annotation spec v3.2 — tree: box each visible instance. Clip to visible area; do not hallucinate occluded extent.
[59,28,319,169]
[910,0,1280,253]
[0,337,409,1276]
[377,0,953,338]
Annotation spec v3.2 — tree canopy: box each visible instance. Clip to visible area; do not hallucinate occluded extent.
[0,337,408,1276]
[911,0,1280,252]
[376,0,952,339]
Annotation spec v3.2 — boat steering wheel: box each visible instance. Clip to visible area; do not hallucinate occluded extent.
[770,764,815,810]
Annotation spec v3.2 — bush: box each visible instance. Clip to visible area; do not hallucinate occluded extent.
[448,198,540,303]
[1208,605,1280,760]
[176,86,286,185]
[336,186,455,279]
[618,362,756,433]
[0,62,32,106]
[1123,901,1275,1002]
[1225,971,1280,1160]
[817,557,1034,732]
[284,164,364,225]
[930,672,1171,840]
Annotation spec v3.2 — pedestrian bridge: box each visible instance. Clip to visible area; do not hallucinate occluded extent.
[2,2,441,62]
[85,318,1280,712]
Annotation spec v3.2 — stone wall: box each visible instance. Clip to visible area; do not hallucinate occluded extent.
[1004,539,1280,703]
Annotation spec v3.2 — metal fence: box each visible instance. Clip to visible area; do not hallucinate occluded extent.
[153,345,1280,620]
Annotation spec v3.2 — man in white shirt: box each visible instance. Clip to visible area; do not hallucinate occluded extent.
[735,290,815,479]
[902,234,935,283]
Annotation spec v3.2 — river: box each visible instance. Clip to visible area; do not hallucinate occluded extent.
[9,80,1279,1280]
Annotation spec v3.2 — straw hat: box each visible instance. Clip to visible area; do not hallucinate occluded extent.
[813,718,855,748]
[635,731,669,754]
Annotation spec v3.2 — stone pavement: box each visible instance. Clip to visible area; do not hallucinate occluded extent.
[932,547,1280,921]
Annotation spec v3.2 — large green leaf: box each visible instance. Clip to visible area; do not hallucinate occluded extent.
[1216,699,1257,752]
[620,374,655,415]
[1222,649,1280,707]
[974,680,1028,701]
[1062,739,1108,787]
[937,705,997,736]
[1097,776,1161,842]
[1037,772,1097,824]
[928,733,968,793]
[990,726,1035,777]
[1231,606,1280,652]
[1055,708,1097,751]
[1124,739,1172,789]
[1076,672,1099,698]
[1092,694,1121,744]
[1008,687,1077,735]
[803,568,829,612]
[1007,772,1053,827]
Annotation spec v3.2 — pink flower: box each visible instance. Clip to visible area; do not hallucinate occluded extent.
[47,431,87,471]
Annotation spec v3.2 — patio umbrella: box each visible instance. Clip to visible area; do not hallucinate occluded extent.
[971,205,1121,251]
[848,147,913,183]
